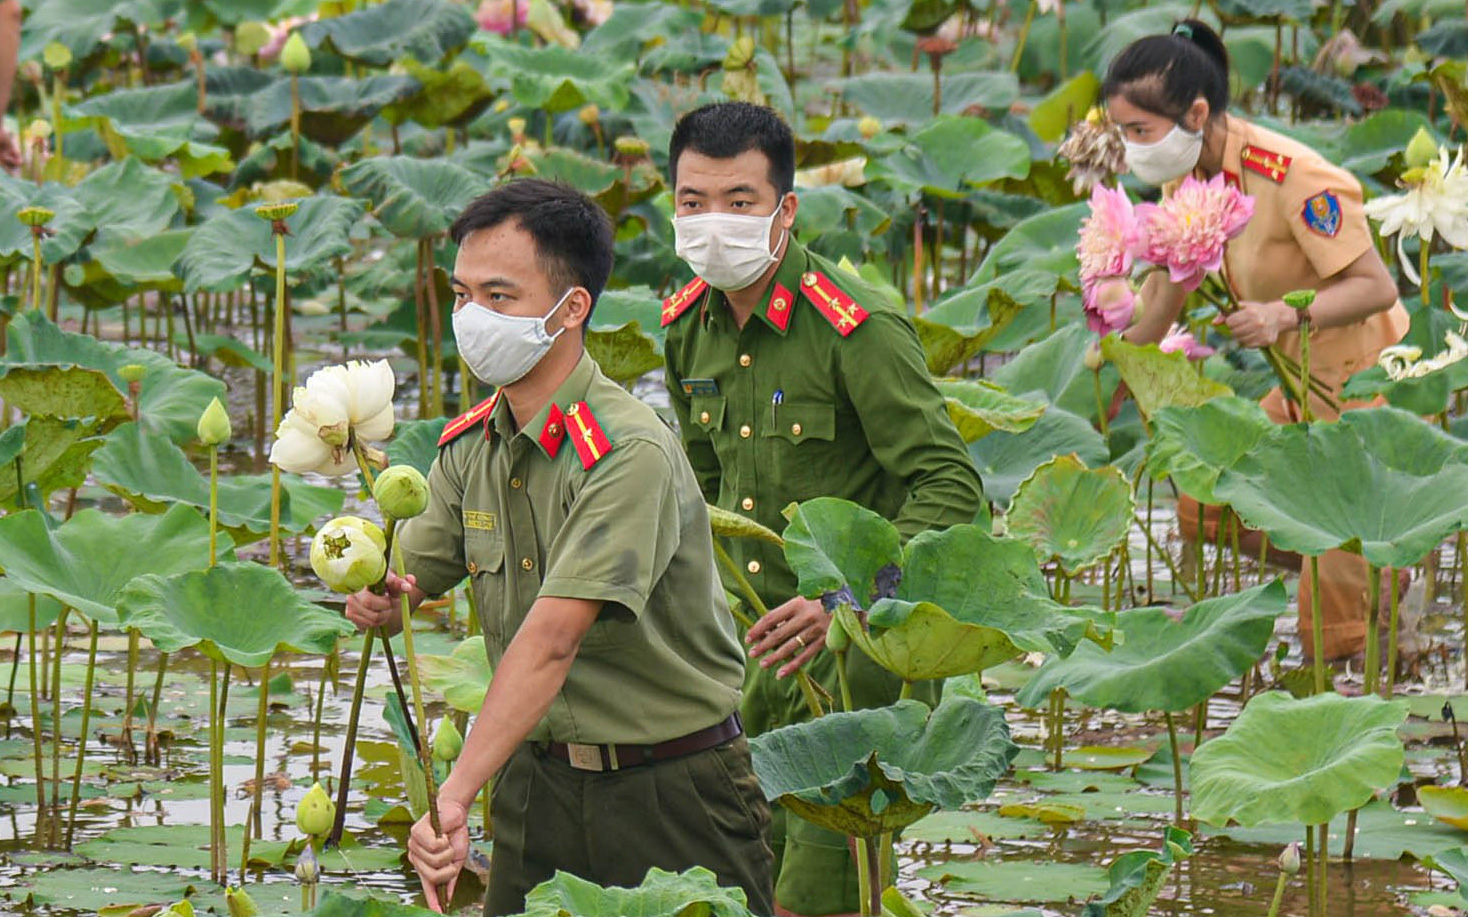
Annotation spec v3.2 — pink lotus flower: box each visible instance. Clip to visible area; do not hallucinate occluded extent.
[477,0,531,34]
[259,15,317,60]
[1077,183,1136,286]
[1160,324,1215,360]
[1083,277,1137,336]
[1131,174,1254,291]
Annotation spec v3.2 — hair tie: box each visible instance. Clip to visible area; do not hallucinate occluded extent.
[1172,23,1194,39]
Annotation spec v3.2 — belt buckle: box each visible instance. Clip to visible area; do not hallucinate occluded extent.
[566,743,605,772]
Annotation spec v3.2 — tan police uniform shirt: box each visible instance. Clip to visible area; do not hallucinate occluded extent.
[397,350,745,745]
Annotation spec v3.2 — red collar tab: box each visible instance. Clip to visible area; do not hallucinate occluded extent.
[439,392,501,447]
[538,403,567,457]
[766,282,794,331]
[565,401,613,470]
[800,271,869,337]
[1241,145,1291,184]
[661,277,709,327]
[1222,170,1241,189]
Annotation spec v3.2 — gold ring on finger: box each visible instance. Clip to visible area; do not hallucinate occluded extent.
[795,634,807,648]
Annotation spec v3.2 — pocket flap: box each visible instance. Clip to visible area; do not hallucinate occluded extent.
[764,402,836,443]
[690,394,726,433]
[464,529,505,575]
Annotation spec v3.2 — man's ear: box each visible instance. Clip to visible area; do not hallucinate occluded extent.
[779,190,799,230]
[561,287,593,332]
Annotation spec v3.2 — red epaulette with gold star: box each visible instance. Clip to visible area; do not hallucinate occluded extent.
[565,401,613,470]
[765,281,794,331]
[661,277,708,327]
[438,392,501,447]
[1241,145,1291,184]
[800,270,870,337]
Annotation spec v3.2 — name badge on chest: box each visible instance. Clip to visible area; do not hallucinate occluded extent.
[680,378,719,396]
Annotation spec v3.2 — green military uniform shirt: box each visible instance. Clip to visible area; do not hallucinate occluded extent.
[662,237,984,612]
[397,350,745,746]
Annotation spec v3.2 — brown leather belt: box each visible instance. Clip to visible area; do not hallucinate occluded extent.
[544,712,743,773]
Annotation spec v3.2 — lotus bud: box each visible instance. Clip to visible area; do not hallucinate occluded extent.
[310,517,387,593]
[493,98,511,114]
[255,200,300,223]
[1083,339,1104,371]
[294,781,337,838]
[373,465,429,520]
[857,116,881,140]
[578,104,600,126]
[1282,289,1317,311]
[18,60,42,85]
[22,119,51,143]
[432,718,464,762]
[197,397,233,446]
[118,364,148,384]
[16,205,53,228]
[508,117,527,142]
[235,21,271,56]
[1405,127,1438,170]
[42,42,72,71]
[1401,165,1428,185]
[177,32,199,54]
[294,841,321,884]
[226,886,261,917]
[280,32,312,74]
[1277,841,1300,875]
[825,612,851,653]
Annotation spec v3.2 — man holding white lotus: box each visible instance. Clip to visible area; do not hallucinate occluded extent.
[345,179,773,915]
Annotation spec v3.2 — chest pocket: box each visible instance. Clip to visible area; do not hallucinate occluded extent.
[762,401,837,497]
[463,529,506,642]
[689,394,725,434]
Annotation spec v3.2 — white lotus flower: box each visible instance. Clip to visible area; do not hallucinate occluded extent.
[1377,331,1468,381]
[269,360,396,476]
[1363,144,1468,285]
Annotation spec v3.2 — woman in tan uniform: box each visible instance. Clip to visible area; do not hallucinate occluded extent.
[1106,20,1408,662]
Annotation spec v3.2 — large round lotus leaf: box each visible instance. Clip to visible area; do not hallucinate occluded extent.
[1420,786,1468,831]
[919,279,1038,375]
[1189,691,1408,828]
[935,380,1047,443]
[1014,580,1287,713]
[176,195,367,292]
[1214,407,1468,568]
[299,0,477,67]
[969,406,1108,508]
[115,562,355,666]
[339,155,486,240]
[0,416,109,506]
[1146,396,1275,506]
[1099,337,1233,419]
[586,322,664,386]
[0,505,225,625]
[477,38,635,113]
[0,579,64,633]
[829,72,1019,126]
[0,173,96,262]
[241,75,422,145]
[420,636,493,714]
[387,418,450,477]
[65,81,233,178]
[782,498,902,608]
[515,867,755,917]
[0,365,128,427]
[1007,454,1135,576]
[868,117,1030,199]
[970,203,1086,284]
[749,697,1018,838]
[21,0,168,60]
[71,157,182,241]
[308,891,444,916]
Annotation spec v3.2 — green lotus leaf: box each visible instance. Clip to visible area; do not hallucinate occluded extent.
[1215,0,1318,19]
[184,331,271,374]
[917,278,1036,375]
[308,890,444,916]
[244,75,422,144]
[0,175,96,262]
[709,505,783,546]
[478,38,635,113]
[71,157,183,241]
[0,423,21,467]
[3,312,226,445]
[1100,337,1233,419]
[1213,407,1468,568]
[340,155,486,240]
[1078,4,1196,69]
[580,3,704,64]
[1279,67,1361,116]
[1014,581,1287,713]
[1419,19,1468,57]
[1080,826,1193,917]
[387,418,451,477]
[749,697,1018,837]
[991,324,1093,406]
[1426,847,1468,900]
[0,365,128,426]
[514,867,755,917]
[970,203,1087,283]
[1029,72,1101,142]
[115,562,355,666]
[75,823,291,872]
[300,0,476,67]
[91,422,344,541]
[587,321,663,386]
[1189,691,1408,827]
[382,58,496,129]
[85,230,193,294]
[592,287,666,347]
[65,81,233,178]
[18,864,207,915]
[793,186,892,239]
[0,579,65,633]
[935,379,1046,443]
[20,0,170,60]
[1007,454,1134,576]
[1419,785,1468,831]
[0,415,108,506]
[1146,396,1274,506]
[919,859,1108,904]
[187,0,318,26]
[869,117,1030,199]
[0,504,226,625]
[176,194,367,292]
[782,497,902,606]
[969,406,1108,508]
[420,636,493,714]
[830,73,1019,126]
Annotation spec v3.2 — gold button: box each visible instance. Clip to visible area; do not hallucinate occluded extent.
[747,560,762,574]
[741,497,754,511]
[739,424,752,438]
[467,561,478,574]
[510,477,523,489]
[699,411,711,424]
[791,423,802,436]
[739,354,752,367]
[521,557,535,571]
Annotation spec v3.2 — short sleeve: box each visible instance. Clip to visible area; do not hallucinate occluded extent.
[539,438,681,617]
[395,450,468,597]
[1282,155,1374,282]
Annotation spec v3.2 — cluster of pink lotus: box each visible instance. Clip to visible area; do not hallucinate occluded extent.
[1077,176,1255,358]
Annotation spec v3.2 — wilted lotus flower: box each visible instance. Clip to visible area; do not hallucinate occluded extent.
[294,781,337,837]
[1363,144,1468,285]
[310,516,388,594]
[1159,323,1215,360]
[1057,108,1127,195]
[1131,174,1254,291]
[373,465,429,520]
[269,360,395,476]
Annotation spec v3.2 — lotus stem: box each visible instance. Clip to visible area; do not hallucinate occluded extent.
[210,658,220,882]
[290,74,301,182]
[328,629,374,847]
[834,649,854,713]
[1049,688,1065,771]
[121,629,139,763]
[269,224,289,569]
[1133,514,1198,602]
[1193,699,1206,747]
[1310,555,1325,694]
[145,654,168,766]
[1259,532,1271,587]
[6,633,20,740]
[1265,871,1288,917]
[1386,566,1402,694]
[413,245,432,418]
[1145,481,1154,601]
[312,651,331,781]
[1298,316,1312,423]
[1305,824,1316,916]
[1343,807,1357,862]
[876,831,894,893]
[854,836,875,916]
[48,608,68,813]
[1164,710,1184,826]
[28,228,42,315]
[898,680,914,701]
[1230,514,1242,593]
[65,618,98,849]
[422,238,446,418]
[1093,368,1108,438]
[1365,565,1381,695]
[1316,821,1327,916]
[209,444,219,566]
[216,664,232,885]
[27,595,44,840]
[240,658,272,884]
[1421,241,1431,310]
[1009,0,1037,73]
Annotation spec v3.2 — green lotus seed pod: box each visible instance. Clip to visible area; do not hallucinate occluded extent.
[432,717,464,762]
[310,517,387,593]
[294,841,321,884]
[294,781,337,838]
[234,21,271,56]
[579,104,600,126]
[177,32,199,54]
[16,206,53,227]
[42,42,72,71]
[825,611,851,653]
[254,200,300,222]
[1282,289,1317,310]
[197,396,233,446]
[613,136,649,157]
[1405,126,1438,170]
[373,465,429,520]
[280,32,312,75]
[117,364,148,384]
[857,116,881,140]
[226,886,261,917]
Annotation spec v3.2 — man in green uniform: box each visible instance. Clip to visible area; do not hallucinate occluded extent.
[346,179,773,916]
[660,103,985,916]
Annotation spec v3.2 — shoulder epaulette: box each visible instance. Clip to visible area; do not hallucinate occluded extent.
[661,277,708,327]
[1241,145,1291,184]
[800,270,870,337]
[565,401,613,470]
[438,392,501,447]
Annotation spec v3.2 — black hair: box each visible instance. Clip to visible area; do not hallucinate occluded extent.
[668,102,796,197]
[449,179,615,317]
[1101,19,1231,122]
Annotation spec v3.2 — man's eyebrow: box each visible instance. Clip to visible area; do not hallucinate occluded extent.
[449,275,522,290]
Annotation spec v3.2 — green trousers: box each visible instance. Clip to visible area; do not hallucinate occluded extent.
[485,736,775,916]
[741,650,937,916]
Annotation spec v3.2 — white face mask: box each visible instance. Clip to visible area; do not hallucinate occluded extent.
[452,288,572,388]
[1123,123,1204,186]
[673,205,787,292]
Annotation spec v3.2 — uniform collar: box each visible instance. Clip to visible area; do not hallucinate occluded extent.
[488,350,598,459]
[702,237,811,336]
[1216,115,1248,188]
